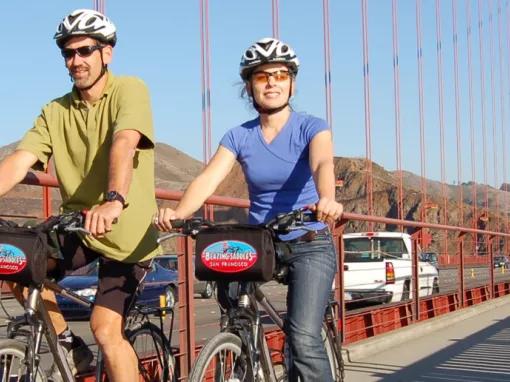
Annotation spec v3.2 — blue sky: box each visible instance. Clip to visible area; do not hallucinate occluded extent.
[1,1,509,187]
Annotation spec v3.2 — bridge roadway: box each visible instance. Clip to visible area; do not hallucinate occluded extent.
[0,268,509,379]
[344,294,510,381]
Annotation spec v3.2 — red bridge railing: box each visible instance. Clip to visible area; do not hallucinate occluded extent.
[5,171,510,381]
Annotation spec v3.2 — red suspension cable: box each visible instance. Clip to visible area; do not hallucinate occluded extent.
[478,0,489,223]
[323,0,333,130]
[416,0,428,219]
[392,0,404,227]
[199,0,213,164]
[452,0,464,226]
[496,0,508,243]
[272,0,280,39]
[488,0,500,232]
[435,0,448,253]
[361,0,373,223]
[466,1,478,242]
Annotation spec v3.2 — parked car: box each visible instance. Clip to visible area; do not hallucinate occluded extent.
[343,232,439,305]
[493,255,510,269]
[419,252,439,269]
[155,254,216,299]
[56,260,178,320]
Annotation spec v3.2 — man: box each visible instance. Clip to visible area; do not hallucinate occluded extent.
[0,9,161,381]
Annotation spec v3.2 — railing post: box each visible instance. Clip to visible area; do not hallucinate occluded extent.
[177,236,196,379]
[458,232,465,308]
[412,233,420,321]
[334,219,347,344]
[43,167,52,218]
[489,235,495,299]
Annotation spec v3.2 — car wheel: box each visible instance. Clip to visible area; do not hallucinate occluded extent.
[164,285,176,308]
[401,280,410,301]
[432,278,440,294]
[201,282,215,299]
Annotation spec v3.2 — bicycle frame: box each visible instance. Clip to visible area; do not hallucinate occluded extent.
[219,280,342,382]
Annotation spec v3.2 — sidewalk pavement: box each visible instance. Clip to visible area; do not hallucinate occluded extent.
[343,295,510,381]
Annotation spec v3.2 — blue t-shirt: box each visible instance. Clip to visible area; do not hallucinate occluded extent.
[220,111,328,238]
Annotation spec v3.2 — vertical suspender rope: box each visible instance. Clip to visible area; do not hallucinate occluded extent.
[272,0,280,39]
[361,0,373,227]
[93,0,105,14]
[200,0,214,222]
[496,0,508,245]
[392,0,404,228]
[466,1,478,253]
[488,1,500,233]
[416,0,427,220]
[199,0,207,165]
[323,0,333,131]
[435,0,448,253]
[478,0,489,228]
[205,0,213,165]
[199,0,213,166]
[452,0,464,226]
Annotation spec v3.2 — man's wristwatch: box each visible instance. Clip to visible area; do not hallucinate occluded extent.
[104,191,129,209]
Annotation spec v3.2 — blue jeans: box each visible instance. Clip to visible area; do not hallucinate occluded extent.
[216,229,337,381]
[280,228,337,382]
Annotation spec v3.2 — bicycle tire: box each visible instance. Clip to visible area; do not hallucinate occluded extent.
[322,324,344,382]
[188,332,254,382]
[0,339,47,382]
[99,322,175,382]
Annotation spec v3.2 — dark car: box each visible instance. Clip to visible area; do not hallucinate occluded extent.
[493,255,510,269]
[155,255,216,299]
[56,260,178,320]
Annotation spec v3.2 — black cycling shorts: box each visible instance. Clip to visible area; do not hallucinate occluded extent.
[53,233,151,317]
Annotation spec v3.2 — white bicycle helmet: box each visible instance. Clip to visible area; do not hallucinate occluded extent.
[240,37,300,81]
[54,9,117,48]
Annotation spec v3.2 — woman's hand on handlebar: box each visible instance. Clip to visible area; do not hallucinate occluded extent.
[154,207,183,232]
[309,198,343,225]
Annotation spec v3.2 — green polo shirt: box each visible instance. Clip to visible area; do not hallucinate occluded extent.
[17,73,162,263]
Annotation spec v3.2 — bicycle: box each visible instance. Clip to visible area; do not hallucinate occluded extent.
[160,208,344,382]
[0,212,176,382]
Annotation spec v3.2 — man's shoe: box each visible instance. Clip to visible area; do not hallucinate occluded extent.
[49,335,94,379]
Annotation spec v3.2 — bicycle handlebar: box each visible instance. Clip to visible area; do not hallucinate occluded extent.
[156,207,318,244]
[47,211,91,235]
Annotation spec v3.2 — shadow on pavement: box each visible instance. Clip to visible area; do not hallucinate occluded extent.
[346,315,510,382]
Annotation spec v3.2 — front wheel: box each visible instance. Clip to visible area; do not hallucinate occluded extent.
[126,322,176,382]
[0,339,47,382]
[189,332,254,382]
[322,325,344,382]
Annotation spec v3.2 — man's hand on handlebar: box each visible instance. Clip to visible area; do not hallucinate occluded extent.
[84,202,122,237]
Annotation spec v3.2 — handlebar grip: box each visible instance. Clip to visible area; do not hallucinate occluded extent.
[302,212,317,222]
[170,219,185,228]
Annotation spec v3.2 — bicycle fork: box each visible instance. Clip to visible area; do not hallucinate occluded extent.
[27,287,75,382]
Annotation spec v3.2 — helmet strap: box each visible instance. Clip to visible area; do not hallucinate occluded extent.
[73,50,108,92]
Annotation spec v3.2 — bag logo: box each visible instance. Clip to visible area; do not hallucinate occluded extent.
[201,240,258,273]
[0,244,27,274]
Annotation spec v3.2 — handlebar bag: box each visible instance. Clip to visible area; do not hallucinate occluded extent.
[195,225,275,282]
[0,224,48,286]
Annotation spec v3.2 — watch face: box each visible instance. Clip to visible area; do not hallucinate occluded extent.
[106,191,118,201]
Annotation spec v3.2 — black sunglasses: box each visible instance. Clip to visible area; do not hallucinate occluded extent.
[61,45,104,59]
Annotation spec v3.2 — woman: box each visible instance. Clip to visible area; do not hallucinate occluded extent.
[155,37,343,381]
